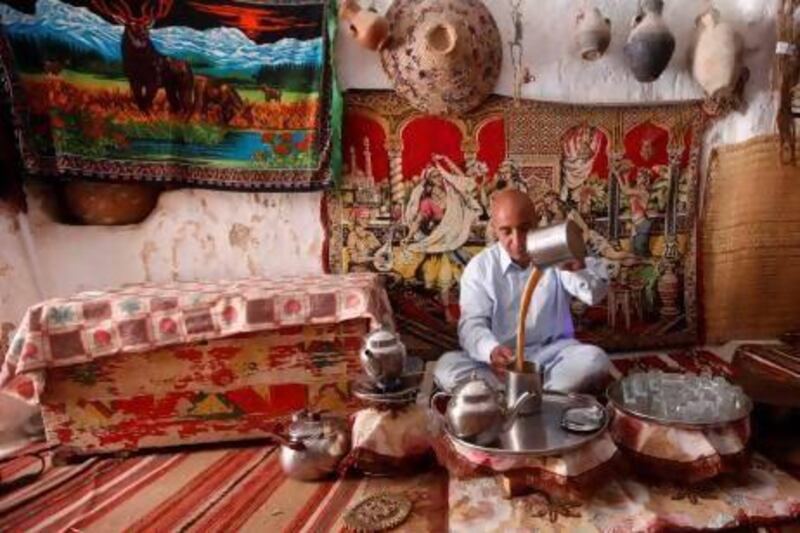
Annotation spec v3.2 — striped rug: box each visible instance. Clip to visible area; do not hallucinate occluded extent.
[0,441,56,493]
[0,443,447,532]
[0,348,793,533]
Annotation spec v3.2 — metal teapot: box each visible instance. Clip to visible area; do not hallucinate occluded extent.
[360,328,407,388]
[431,376,534,446]
[269,409,350,481]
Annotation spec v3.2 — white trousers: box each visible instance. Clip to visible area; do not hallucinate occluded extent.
[433,338,610,394]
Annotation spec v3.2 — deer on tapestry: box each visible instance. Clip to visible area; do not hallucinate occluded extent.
[92,0,194,115]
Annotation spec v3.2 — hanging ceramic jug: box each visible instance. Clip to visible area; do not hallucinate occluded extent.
[692,7,749,116]
[379,0,502,115]
[575,7,611,61]
[339,0,390,51]
[624,0,675,82]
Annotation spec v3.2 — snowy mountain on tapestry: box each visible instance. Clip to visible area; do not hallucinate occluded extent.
[0,0,336,190]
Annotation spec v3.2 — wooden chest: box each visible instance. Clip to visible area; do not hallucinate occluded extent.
[2,274,391,454]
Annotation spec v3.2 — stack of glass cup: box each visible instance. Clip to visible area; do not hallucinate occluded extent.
[620,370,748,424]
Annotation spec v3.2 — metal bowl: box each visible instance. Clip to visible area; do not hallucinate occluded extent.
[442,391,609,458]
[606,379,753,429]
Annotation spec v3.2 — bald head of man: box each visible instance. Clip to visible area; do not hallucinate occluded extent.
[491,189,539,267]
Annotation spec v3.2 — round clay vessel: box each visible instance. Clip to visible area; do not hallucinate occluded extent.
[61,181,161,225]
[692,8,745,106]
[624,0,675,82]
[380,0,502,115]
[575,7,611,61]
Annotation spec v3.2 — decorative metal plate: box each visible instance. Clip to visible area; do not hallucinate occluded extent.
[444,391,609,457]
[606,380,753,429]
[343,492,412,532]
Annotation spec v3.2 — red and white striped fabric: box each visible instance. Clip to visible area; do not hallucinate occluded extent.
[0,442,55,491]
[0,445,447,533]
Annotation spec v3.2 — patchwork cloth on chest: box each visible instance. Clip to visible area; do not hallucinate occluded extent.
[1,273,392,391]
[1,274,392,453]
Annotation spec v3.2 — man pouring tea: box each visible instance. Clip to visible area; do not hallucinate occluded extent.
[434,189,611,394]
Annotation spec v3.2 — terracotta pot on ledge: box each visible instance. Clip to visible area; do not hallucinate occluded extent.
[60,180,162,225]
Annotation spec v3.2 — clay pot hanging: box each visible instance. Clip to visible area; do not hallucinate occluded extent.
[691,7,749,117]
[379,0,502,115]
[339,0,390,51]
[61,180,161,225]
[575,7,611,61]
[624,0,675,82]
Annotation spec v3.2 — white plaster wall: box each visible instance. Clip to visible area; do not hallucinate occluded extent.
[0,189,325,324]
[0,206,44,324]
[339,0,779,143]
[0,0,782,326]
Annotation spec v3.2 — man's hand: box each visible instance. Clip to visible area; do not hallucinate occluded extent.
[559,258,585,272]
[489,345,514,373]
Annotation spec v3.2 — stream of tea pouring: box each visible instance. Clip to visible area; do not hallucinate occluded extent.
[514,220,587,373]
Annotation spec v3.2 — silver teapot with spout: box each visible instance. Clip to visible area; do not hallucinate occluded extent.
[431,375,536,446]
[360,328,407,389]
[269,409,350,481]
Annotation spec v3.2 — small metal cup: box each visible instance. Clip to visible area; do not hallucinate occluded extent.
[506,361,543,416]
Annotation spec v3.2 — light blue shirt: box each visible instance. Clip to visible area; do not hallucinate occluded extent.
[458,243,609,364]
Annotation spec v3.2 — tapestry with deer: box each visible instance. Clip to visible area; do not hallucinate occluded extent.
[325,91,706,359]
[0,0,339,190]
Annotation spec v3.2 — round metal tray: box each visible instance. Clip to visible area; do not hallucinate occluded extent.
[443,391,609,457]
[606,380,753,429]
[352,373,422,405]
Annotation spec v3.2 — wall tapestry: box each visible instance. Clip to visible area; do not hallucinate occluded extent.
[325,91,706,358]
[0,0,340,191]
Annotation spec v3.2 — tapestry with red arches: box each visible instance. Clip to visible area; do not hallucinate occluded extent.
[326,91,706,357]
